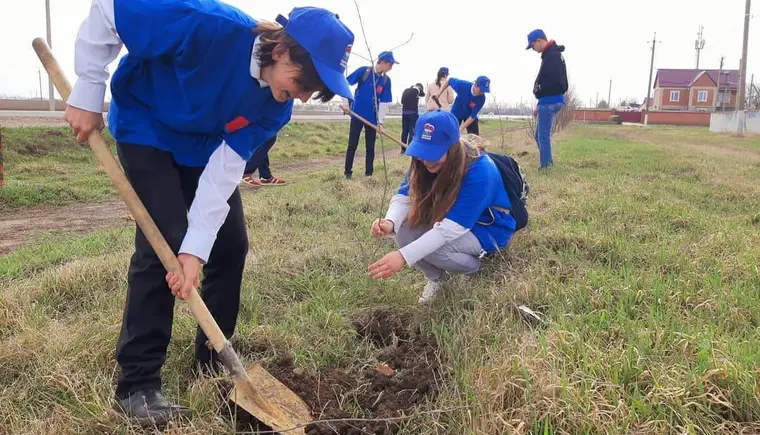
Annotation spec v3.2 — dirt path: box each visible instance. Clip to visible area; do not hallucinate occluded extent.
[0,200,131,255]
[0,152,372,256]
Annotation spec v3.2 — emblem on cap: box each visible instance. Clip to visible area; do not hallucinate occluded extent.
[341,44,352,69]
[421,123,435,140]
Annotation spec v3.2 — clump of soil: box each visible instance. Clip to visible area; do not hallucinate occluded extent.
[352,308,411,347]
[226,308,445,435]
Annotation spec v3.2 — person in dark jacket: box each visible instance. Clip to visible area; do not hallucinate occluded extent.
[527,29,568,169]
[400,83,425,152]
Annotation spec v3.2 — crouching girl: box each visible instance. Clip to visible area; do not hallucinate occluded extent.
[368,110,515,304]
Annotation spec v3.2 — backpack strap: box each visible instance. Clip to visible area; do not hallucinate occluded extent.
[358,67,371,87]
[358,66,389,89]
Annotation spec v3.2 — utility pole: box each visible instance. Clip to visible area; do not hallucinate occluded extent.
[736,0,751,136]
[45,0,55,111]
[694,26,706,69]
[608,79,612,108]
[644,32,658,126]
[38,69,43,100]
[716,56,725,111]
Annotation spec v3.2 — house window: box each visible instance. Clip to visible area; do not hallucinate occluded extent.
[697,90,708,102]
[718,92,731,103]
[670,90,680,102]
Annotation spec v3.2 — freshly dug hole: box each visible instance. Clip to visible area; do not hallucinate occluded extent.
[226,308,445,434]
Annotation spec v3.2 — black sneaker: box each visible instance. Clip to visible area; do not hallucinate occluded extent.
[113,389,190,427]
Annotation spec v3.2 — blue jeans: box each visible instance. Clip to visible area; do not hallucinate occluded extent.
[535,102,564,168]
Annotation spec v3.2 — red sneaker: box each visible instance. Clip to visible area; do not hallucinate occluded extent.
[259,176,287,186]
[241,174,262,187]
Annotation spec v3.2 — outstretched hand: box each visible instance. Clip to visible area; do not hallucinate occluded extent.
[368,251,406,280]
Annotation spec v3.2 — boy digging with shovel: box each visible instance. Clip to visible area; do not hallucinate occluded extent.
[66,0,354,426]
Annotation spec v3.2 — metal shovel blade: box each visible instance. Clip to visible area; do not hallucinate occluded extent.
[229,363,312,434]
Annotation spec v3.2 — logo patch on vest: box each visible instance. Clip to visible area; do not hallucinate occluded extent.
[469,101,476,109]
[225,116,250,133]
[376,85,384,94]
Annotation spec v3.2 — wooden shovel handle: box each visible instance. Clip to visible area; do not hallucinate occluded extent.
[32,38,227,352]
[348,109,408,148]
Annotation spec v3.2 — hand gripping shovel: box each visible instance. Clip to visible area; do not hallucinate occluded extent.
[347,109,408,148]
[32,38,310,434]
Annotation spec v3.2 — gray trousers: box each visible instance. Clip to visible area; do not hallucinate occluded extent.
[395,223,484,281]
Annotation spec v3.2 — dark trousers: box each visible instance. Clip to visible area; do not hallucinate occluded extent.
[345,117,376,176]
[114,143,248,399]
[457,117,480,135]
[244,136,276,179]
[401,112,419,150]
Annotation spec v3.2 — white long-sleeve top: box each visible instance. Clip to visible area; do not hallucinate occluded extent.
[383,193,471,265]
[70,0,263,263]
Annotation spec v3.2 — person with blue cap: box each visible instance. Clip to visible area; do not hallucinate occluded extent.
[65,0,355,425]
[341,50,398,178]
[434,75,490,135]
[426,67,455,111]
[368,110,516,304]
[526,28,568,169]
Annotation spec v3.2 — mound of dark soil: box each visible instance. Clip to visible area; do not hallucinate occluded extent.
[227,308,445,435]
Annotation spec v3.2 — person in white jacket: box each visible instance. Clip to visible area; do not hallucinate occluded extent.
[425,67,455,111]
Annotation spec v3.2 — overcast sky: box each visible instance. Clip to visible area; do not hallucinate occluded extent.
[0,0,757,107]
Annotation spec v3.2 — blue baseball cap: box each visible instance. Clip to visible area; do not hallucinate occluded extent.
[377,51,399,64]
[526,29,546,49]
[439,66,449,75]
[476,76,491,93]
[276,7,355,100]
[405,110,461,162]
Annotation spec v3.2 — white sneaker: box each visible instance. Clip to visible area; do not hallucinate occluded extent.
[418,279,445,304]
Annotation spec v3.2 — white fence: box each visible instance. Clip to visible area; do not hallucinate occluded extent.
[709,111,760,134]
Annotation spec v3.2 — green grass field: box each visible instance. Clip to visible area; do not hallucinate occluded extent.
[1,121,759,434]
[0,120,515,210]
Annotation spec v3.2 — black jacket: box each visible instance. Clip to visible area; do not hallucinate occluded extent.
[533,42,568,99]
[401,86,424,112]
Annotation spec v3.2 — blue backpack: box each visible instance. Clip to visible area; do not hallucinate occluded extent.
[486,152,530,231]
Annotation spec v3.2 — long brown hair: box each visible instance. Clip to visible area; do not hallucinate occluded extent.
[407,140,481,227]
[435,68,448,87]
[253,21,336,102]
